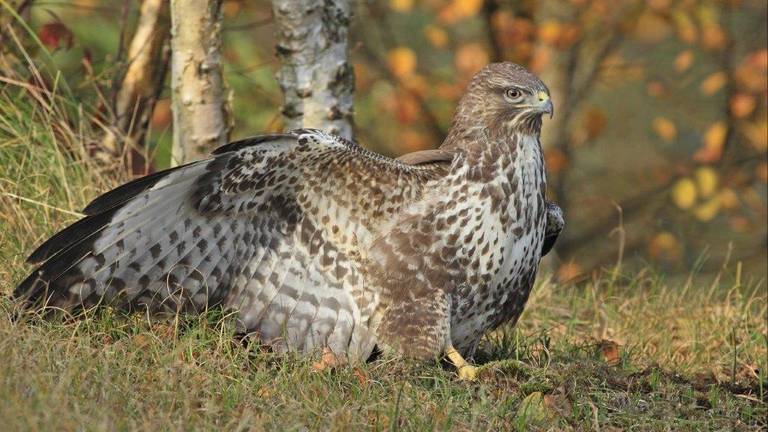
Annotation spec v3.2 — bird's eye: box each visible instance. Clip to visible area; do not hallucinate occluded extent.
[505,88,522,101]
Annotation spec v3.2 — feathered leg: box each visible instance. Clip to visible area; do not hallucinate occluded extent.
[375,292,477,380]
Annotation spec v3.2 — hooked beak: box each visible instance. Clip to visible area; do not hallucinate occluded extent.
[536,91,553,119]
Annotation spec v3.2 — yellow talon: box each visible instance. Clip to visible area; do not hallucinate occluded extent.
[446,346,477,381]
[457,364,478,380]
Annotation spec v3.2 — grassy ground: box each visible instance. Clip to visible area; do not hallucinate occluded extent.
[1,55,766,431]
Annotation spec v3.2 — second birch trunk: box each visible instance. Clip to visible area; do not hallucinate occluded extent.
[170,0,231,165]
[272,0,355,139]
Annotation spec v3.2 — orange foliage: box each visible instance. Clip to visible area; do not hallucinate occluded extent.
[454,43,489,79]
[652,117,677,142]
[544,148,569,174]
[700,72,726,95]
[694,121,727,163]
[729,94,756,119]
[437,0,483,24]
[674,50,694,73]
[424,25,448,48]
[387,47,417,79]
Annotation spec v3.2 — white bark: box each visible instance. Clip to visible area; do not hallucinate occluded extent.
[170,0,231,165]
[102,0,169,158]
[272,0,354,139]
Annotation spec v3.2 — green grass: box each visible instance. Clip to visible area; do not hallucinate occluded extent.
[0,50,766,431]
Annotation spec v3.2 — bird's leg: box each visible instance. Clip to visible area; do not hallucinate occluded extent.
[445,345,478,380]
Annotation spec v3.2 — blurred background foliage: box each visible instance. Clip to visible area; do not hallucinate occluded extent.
[0,0,766,280]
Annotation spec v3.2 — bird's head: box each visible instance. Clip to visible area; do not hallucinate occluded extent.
[452,62,552,138]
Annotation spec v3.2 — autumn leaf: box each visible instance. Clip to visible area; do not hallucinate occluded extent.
[544,148,568,174]
[672,178,697,209]
[352,367,368,386]
[387,47,417,79]
[150,99,172,128]
[674,50,694,73]
[735,61,767,92]
[222,0,242,17]
[600,340,621,366]
[394,93,420,124]
[583,108,607,140]
[452,0,483,17]
[557,261,582,282]
[648,0,671,12]
[694,121,726,163]
[634,11,671,43]
[424,25,448,48]
[389,0,413,13]
[538,20,562,45]
[455,43,489,79]
[700,72,726,95]
[757,162,768,182]
[696,5,725,50]
[695,167,718,198]
[743,119,768,151]
[652,117,677,142]
[398,129,430,152]
[730,94,756,118]
[718,188,739,209]
[693,196,721,221]
[649,231,681,260]
[646,80,668,98]
[38,21,74,50]
[671,9,697,44]
[438,0,483,23]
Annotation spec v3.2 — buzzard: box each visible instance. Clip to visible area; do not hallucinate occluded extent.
[15,62,563,379]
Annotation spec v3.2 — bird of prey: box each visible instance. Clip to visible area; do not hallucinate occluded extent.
[15,62,563,379]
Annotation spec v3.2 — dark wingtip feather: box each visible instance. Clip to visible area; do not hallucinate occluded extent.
[82,165,186,215]
[25,208,117,264]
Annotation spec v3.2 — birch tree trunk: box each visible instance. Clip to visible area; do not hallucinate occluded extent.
[272,0,354,139]
[170,0,231,165]
[101,0,169,172]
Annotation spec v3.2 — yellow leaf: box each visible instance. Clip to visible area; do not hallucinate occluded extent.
[674,50,694,72]
[694,121,726,163]
[718,188,739,209]
[538,20,562,45]
[672,178,697,209]
[757,162,768,182]
[424,25,448,48]
[700,72,726,95]
[743,119,768,151]
[648,0,671,12]
[557,261,582,282]
[389,0,413,12]
[452,0,483,18]
[693,196,721,221]
[438,0,483,23]
[652,117,677,142]
[634,11,671,43]
[672,9,697,43]
[455,43,489,78]
[584,108,607,139]
[649,231,680,260]
[387,47,417,79]
[695,167,719,198]
[701,24,726,50]
[730,93,756,118]
[646,80,668,98]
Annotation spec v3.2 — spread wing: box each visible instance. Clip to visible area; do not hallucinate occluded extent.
[14,129,452,358]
